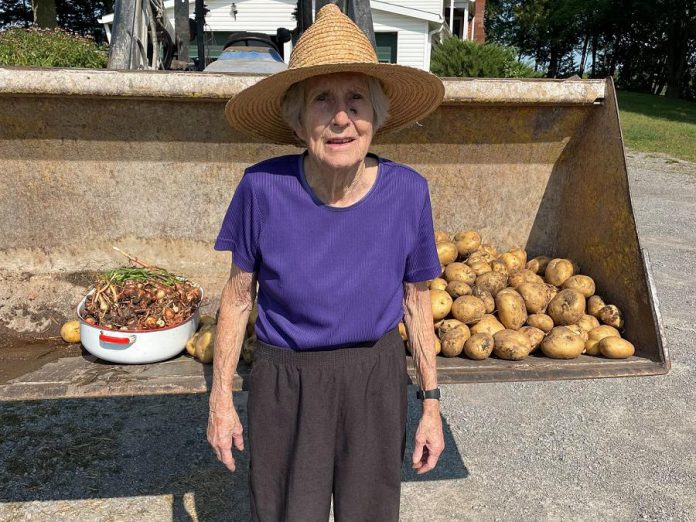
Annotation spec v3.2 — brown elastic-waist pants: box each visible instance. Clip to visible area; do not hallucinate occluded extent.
[247,326,408,522]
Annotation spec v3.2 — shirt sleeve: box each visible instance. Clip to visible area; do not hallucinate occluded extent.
[213,173,261,273]
[404,186,442,283]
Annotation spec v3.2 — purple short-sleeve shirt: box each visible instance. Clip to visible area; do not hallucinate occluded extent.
[214,153,441,350]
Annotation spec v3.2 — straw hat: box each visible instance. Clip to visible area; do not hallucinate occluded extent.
[225,3,445,145]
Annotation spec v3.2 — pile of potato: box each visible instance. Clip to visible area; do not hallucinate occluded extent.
[185,305,258,364]
[400,230,635,361]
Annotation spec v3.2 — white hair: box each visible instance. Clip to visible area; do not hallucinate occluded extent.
[281,75,390,140]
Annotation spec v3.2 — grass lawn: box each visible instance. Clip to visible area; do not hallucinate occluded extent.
[617,90,696,163]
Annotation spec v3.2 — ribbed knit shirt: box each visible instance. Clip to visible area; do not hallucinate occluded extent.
[214,153,441,350]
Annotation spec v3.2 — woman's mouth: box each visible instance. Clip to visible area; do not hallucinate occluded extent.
[326,137,355,145]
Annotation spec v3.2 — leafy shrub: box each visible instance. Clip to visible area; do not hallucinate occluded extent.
[431,38,541,78]
[0,27,107,68]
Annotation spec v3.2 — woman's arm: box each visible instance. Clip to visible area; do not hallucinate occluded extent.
[207,262,257,472]
[403,280,444,474]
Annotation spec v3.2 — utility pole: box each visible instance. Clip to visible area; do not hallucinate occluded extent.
[175,0,189,63]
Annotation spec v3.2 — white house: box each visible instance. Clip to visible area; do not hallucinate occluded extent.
[98,0,483,71]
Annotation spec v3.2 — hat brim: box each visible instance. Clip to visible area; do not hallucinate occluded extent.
[225,62,445,146]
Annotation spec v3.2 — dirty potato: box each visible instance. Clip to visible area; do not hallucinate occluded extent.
[598,304,624,329]
[517,282,552,314]
[541,326,584,359]
[474,271,508,297]
[566,324,589,342]
[546,289,586,326]
[444,262,477,285]
[454,230,482,257]
[518,326,545,353]
[496,289,527,330]
[472,287,495,314]
[446,280,472,300]
[468,260,492,276]
[438,320,471,357]
[464,333,495,360]
[499,251,524,272]
[470,314,506,337]
[437,241,458,266]
[451,295,486,325]
[577,314,600,332]
[562,275,596,298]
[195,327,216,364]
[434,230,451,243]
[508,269,544,289]
[544,258,575,286]
[431,289,453,321]
[599,337,635,359]
[398,321,409,341]
[490,259,509,277]
[509,247,528,267]
[493,329,531,360]
[587,295,607,317]
[526,255,552,275]
[429,277,448,291]
[585,325,621,356]
[526,313,554,333]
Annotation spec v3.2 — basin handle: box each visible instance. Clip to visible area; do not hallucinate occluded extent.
[99,332,136,345]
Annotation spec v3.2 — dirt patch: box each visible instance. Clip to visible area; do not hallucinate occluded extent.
[0,339,84,384]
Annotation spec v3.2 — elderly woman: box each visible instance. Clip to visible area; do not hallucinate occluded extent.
[208,5,445,521]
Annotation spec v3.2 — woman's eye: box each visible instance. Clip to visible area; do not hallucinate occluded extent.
[352,93,364,100]
[315,94,327,102]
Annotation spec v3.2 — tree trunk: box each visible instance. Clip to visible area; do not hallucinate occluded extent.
[547,46,559,78]
[664,8,691,98]
[591,34,597,77]
[579,34,589,76]
[32,0,57,28]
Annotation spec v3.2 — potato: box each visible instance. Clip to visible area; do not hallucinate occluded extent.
[509,247,528,267]
[195,327,216,364]
[474,271,508,297]
[468,260,492,276]
[490,259,509,277]
[517,282,552,314]
[454,230,481,256]
[443,262,476,285]
[470,314,506,337]
[544,258,575,286]
[545,283,559,301]
[429,277,448,291]
[434,336,441,355]
[430,289,453,321]
[496,289,527,330]
[526,255,552,275]
[546,289,586,326]
[241,335,256,364]
[434,230,451,243]
[60,320,81,343]
[585,325,621,356]
[472,287,495,314]
[587,295,606,317]
[527,313,554,333]
[438,320,471,357]
[445,280,472,300]
[464,333,495,360]
[493,329,531,360]
[541,326,584,359]
[499,251,524,272]
[562,275,596,298]
[599,337,635,359]
[398,321,408,341]
[508,269,544,289]
[598,305,624,329]
[474,249,496,264]
[480,243,498,258]
[577,314,600,332]
[451,295,486,325]
[186,331,199,356]
[436,241,458,266]
[566,324,589,342]
[518,326,545,352]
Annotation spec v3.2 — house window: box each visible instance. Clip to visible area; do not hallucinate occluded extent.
[375,32,397,63]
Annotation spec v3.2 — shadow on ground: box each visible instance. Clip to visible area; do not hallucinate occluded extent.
[1,387,467,521]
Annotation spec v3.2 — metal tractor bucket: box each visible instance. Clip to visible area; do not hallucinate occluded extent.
[0,69,668,389]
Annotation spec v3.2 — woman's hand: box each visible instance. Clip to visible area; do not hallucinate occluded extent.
[411,401,444,474]
[207,399,245,472]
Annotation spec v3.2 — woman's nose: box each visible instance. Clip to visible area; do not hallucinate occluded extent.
[332,102,351,126]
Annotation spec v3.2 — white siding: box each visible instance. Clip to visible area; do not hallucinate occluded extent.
[373,11,428,70]
[164,0,296,33]
[400,0,443,17]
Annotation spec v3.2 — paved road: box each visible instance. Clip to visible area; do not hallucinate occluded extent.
[1,152,695,521]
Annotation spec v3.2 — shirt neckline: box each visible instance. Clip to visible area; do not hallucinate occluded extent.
[297,151,382,212]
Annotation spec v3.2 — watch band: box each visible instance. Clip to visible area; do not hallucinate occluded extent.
[416,388,441,400]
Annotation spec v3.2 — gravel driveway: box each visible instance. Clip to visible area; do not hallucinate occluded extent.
[1,151,694,522]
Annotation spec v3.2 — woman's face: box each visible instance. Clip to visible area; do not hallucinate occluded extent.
[296,73,375,171]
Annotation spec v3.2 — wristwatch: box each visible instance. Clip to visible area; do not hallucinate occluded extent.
[416,388,441,400]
